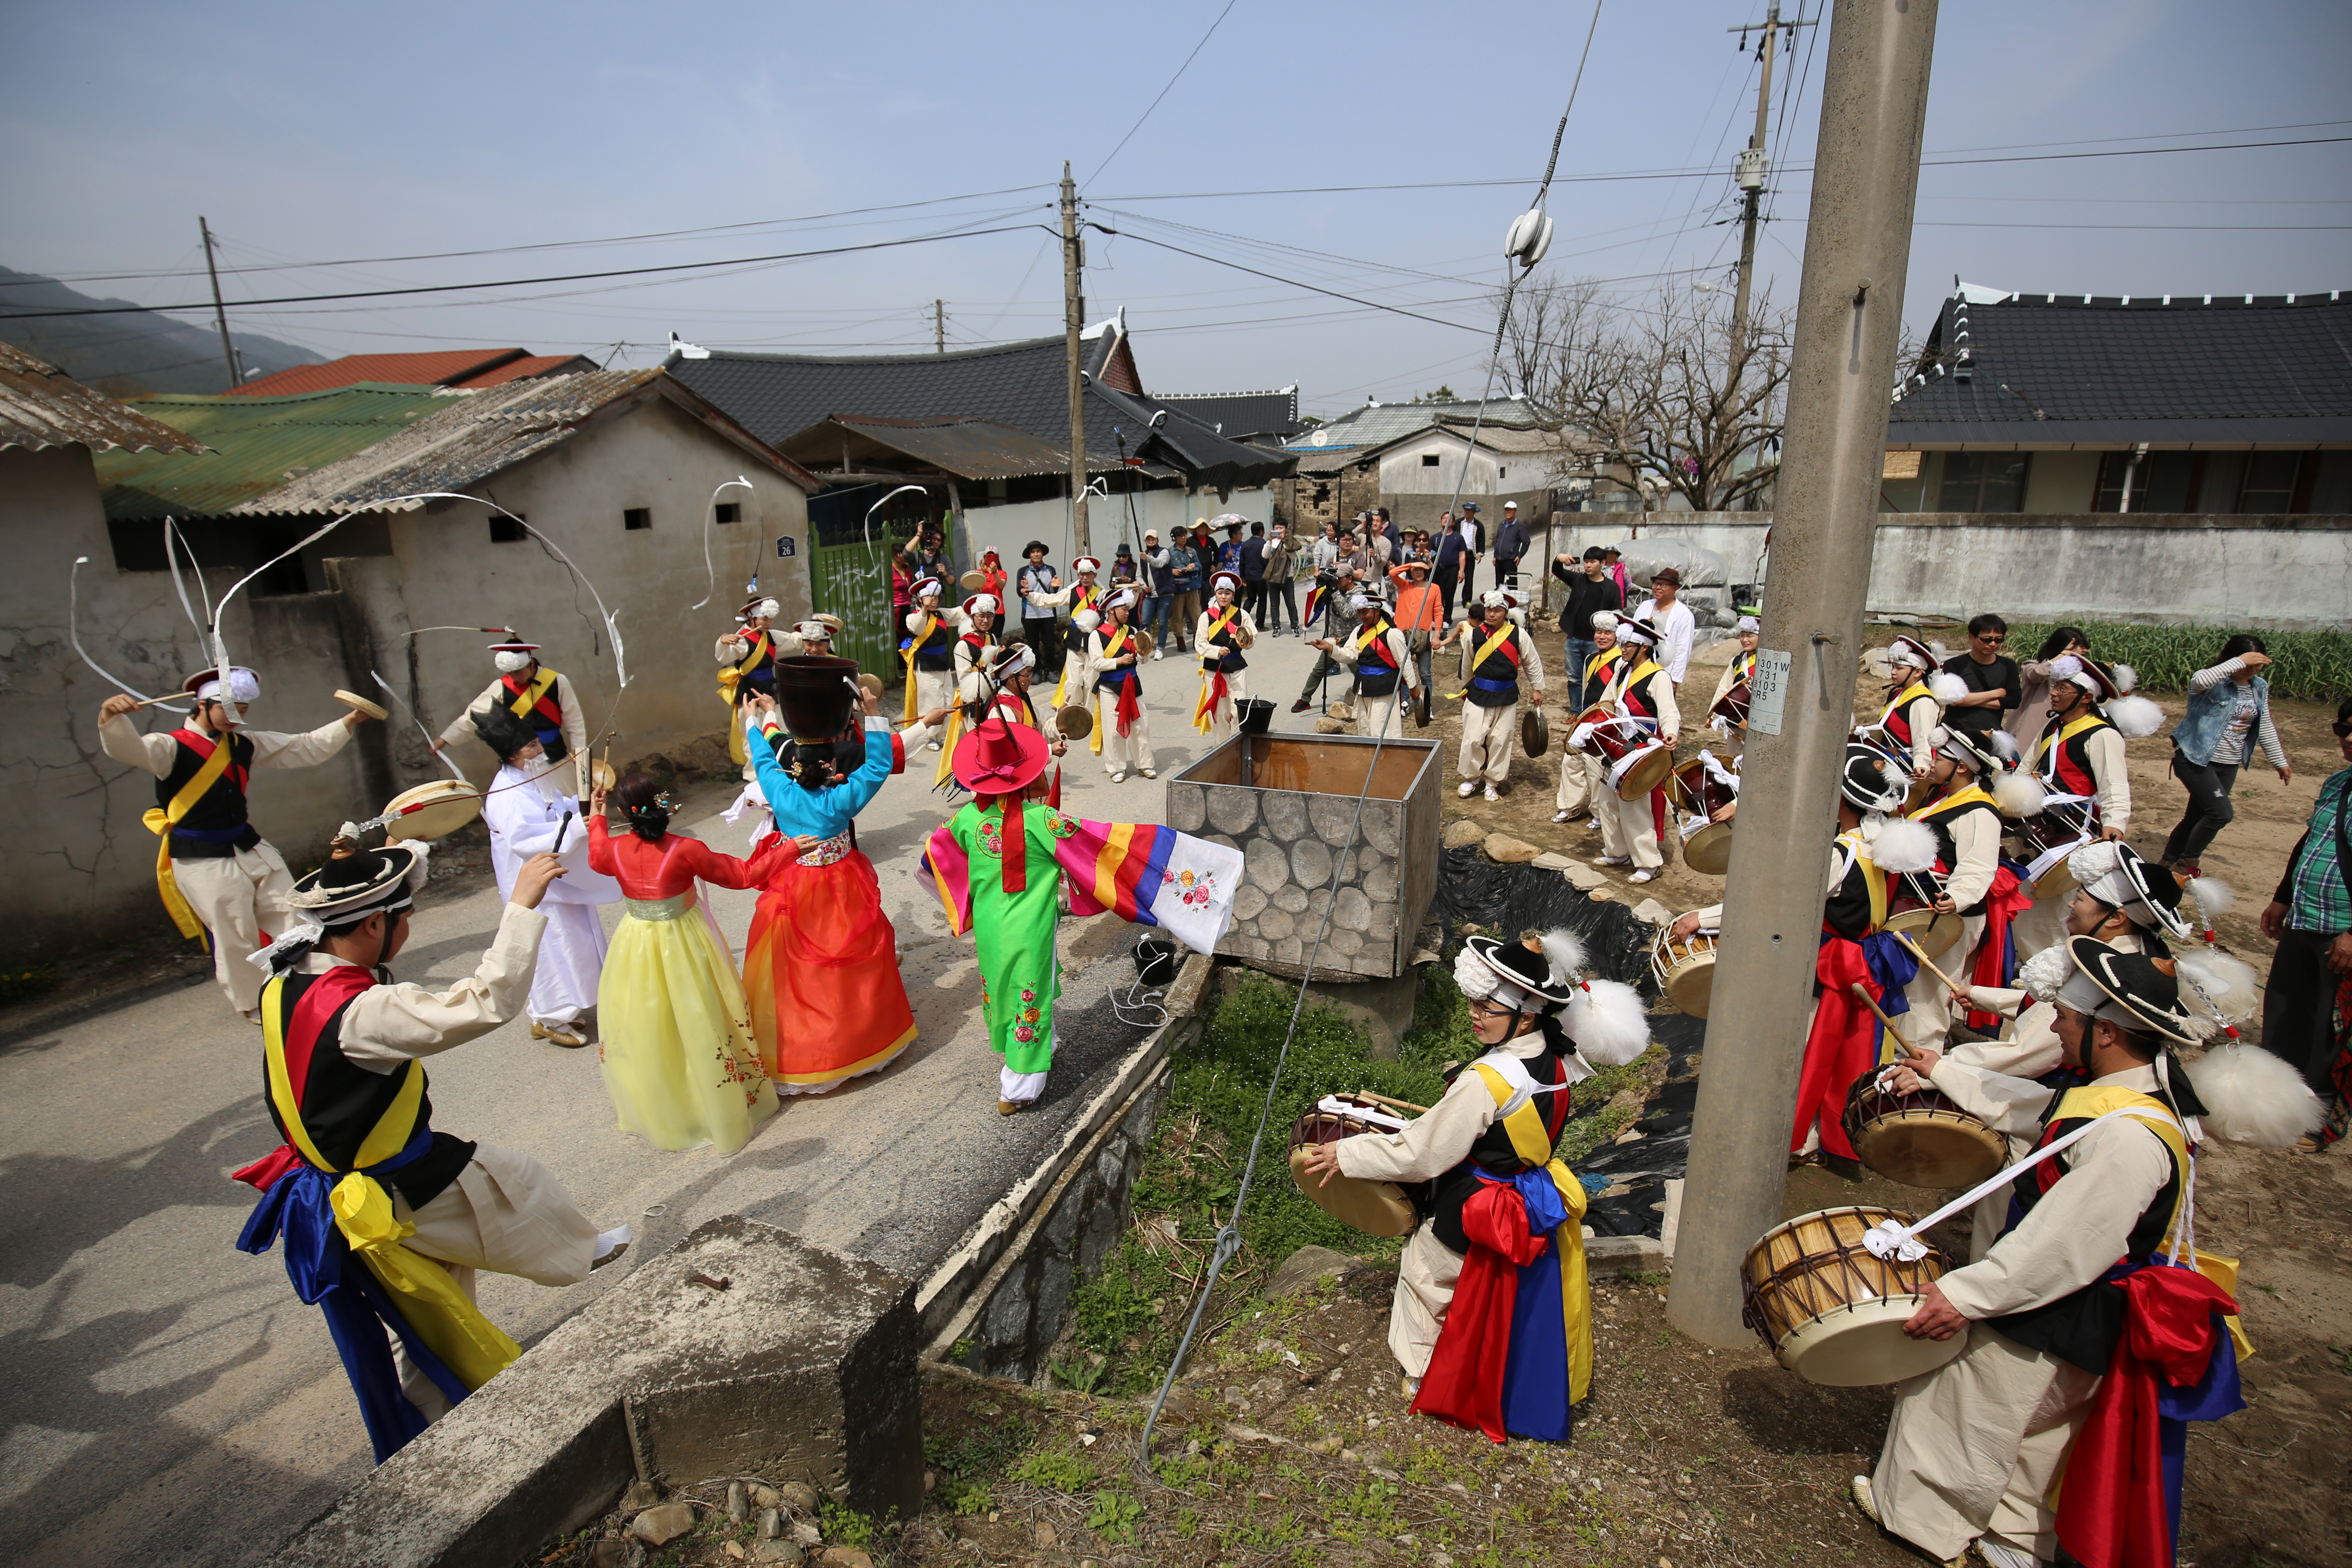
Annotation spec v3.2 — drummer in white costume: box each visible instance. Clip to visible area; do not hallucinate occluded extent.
[1552,612,1625,825]
[98,669,369,1022]
[1892,726,2011,1055]
[469,707,620,1048]
[1444,590,1545,800]
[436,632,589,783]
[1313,591,1421,740]
[1587,612,1681,883]
[1084,589,1155,781]
[1299,933,1647,1391]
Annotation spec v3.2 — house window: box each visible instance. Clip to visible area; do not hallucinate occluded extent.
[623,507,652,531]
[1936,452,2030,512]
[1498,466,1507,479]
[1421,453,1440,467]
[489,514,526,543]
[2095,451,2198,513]
[2235,452,2302,513]
[714,502,741,524]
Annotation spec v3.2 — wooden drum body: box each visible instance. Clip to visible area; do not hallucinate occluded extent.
[1742,1206,1966,1386]
[1649,926,1719,1018]
[1288,1097,1419,1237]
[1671,758,1738,876]
[1707,678,1751,730]
[1841,1073,2006,1190]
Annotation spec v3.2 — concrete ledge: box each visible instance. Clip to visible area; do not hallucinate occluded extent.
[1586,1235,1669,1276]
[268,1216,920,1568]
[913,1012,1193,1348]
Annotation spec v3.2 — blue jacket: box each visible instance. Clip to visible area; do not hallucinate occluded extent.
[2172,667,2270,767]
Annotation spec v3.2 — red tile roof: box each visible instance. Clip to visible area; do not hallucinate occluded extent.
[232,348,592,397]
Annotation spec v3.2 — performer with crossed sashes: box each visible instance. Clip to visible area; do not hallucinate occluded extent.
[1299,931,1648,1436]
[1895,725,2025,1054]
[1085,589,1155,782]
[1041,555,1104,708]
[2010,653,2167,963]
[232,833,628,1462]
[1587,612,1681,885]
[1192,570,1259,743]
[1553,611,1624,825]
[1867,634,1964,782]
[100,669,372,1022]
[900,576,966,748]
[438,630,589,783]
[1445,589,1546,801]
[711,599,784,780]
[1314,590,1421,739]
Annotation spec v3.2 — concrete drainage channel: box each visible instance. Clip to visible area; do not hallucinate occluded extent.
[258,955,1215,1568]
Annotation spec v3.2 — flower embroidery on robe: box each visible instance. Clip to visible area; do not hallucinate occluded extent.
[1012,986,1043,1043]
[1162,865,1219,908]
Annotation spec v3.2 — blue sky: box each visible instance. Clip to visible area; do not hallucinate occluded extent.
[3,0,2345,415]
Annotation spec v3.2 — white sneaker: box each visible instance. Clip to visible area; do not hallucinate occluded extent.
[1151,649,1164,661]
[1592,854,1630,867]
[1483,785,1501,802]
[1458,781,1477,798]
[1630,868,1656,883]
[1111,771,1127,783]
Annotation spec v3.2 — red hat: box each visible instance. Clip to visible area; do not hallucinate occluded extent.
[951,714,1050,796]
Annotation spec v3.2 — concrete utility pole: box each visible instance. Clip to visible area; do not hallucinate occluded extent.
[1726,3,1812,360]
[935,299,946,354]
[1667,0,1939,1350]
[1061,162,1091,555]
[199,217,238,393]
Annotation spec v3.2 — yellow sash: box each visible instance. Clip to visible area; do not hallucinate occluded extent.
[901,613,937,723]
[1051,590,1101,709]
[1581,644,1624,700]
[142,731,238,940]
[1446,622,1520,701]
[1911,784,1995,823]
[1469,1061,1593,1404]
[510,665,560,719]
[1837,830,1891,931]
[1200,605,1238,658]
[1089,626,1132,757]
[1608,658,1664,716]
[260,977,520,1391]
[2034,709,2107,774]
[1193,609,1240,733]
[1880,680,1932,728]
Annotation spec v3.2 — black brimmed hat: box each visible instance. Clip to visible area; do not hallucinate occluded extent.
[470,705,542,763]
[2062,936,2204,1046]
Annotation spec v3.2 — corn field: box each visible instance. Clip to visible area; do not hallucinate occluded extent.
[2001,623,2352,701]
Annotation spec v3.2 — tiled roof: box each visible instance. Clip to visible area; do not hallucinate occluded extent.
[227,370,817,515]
[777,415,1069,481]
[1157,388,1302,440]
[1288,397,1550,454]
[1886,290,2352,445]
[0,341,207,455]
[665,331,1289,488]
[232,348,593,398]
[97,383,463,518]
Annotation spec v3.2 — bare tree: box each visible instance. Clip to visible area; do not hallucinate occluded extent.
[1497,275,1792,514]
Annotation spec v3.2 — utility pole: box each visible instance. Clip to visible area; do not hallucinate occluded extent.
[1727,3,1813,365]
[935,299,946,354]
[199,217,238,393]
[1061,162,1091,555]
[1666,0,1939,1349]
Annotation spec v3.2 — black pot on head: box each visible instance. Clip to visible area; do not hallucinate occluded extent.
[774,656,859,741]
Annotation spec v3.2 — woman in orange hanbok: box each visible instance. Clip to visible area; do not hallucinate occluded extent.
[740,684,948,1094]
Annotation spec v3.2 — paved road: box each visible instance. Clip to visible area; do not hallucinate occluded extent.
[0,626,1339,1568]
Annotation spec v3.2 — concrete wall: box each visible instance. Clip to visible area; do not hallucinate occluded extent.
[1543,511,2352,632]
[0,446,383,962]
[0,398,815,958]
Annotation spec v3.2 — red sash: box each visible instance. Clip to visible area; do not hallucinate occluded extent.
[232,965,378,1191]
[1794,934,1877,1160]
[503,672,564,729]
[1411,1180,1550,1443]
[173,728,251,794]
[1966,865,2034,1030]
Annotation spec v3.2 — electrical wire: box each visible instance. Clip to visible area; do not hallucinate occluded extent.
[1084,0,1241,190]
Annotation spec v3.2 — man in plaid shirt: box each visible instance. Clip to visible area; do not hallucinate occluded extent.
[2259,695,2352,1135]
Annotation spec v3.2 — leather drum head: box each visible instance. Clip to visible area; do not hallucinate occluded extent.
[1682,821,1735,877]
[333,688,389,721]
[1609,741,1675,801]
[1776,1296,1969,1386]
[1667,951,1717,1018]
[1851,1106,2007,1190]
[959,569,988,592]
[383,779,484,841]
[1288,1148,1417,1237]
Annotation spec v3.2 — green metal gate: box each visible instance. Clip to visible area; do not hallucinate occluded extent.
[809,537,899,676]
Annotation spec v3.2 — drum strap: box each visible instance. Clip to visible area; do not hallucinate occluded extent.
[1861,1103,2186,1263]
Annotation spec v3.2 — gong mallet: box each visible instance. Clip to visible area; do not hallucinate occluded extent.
[1892,931,1966,1000]
[1848,981,1918,1066]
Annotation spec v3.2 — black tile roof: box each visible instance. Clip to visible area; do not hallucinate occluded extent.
[663,333,1290,487]
[1886,290,2352,445]
[1156,389,1303,440]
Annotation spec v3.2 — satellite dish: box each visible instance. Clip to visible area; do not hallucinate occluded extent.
[1309,429,1329,448]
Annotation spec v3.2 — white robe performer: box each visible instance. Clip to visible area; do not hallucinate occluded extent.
[1589,616,1682,881]
[98,669,362,1019]
[1321,595,1421,740]
[1192,573,1258,743]
[1553,616,1625,824]
[1085,591,1155,780]
[1448,591,1545,797]
[1895,728,2008,1054]
[480,746,620,1045]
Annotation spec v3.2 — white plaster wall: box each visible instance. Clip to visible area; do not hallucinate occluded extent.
[2023,452,2099,514]
[334,397,813,787]
[1372,429,1544,497]
[0,446,378,959]
[1546,512,2352,632]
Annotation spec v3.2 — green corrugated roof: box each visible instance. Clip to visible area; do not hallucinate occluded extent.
[95,382,464,518]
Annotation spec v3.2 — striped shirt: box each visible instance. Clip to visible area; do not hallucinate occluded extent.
[2189,658,2289,769]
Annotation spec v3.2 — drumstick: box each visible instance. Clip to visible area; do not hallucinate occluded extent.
[1352,1091,1430,1116]
[115,691,188,711]
[1847,982,1916,1062]
[1892,932,1964,998]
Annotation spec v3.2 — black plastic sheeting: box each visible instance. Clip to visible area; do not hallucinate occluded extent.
[1432,843,1694,1240]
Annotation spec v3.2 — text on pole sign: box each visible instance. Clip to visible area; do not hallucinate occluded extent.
[1749,648,1792,736]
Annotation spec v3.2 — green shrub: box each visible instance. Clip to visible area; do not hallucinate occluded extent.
[2000,622,2352,701]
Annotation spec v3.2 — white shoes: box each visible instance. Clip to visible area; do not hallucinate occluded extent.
[1976,1539,2041,1568]
[1630,868,1657,883]
[1458,781,1478,798]
[1849,1476,1969,1568]
[1150,649,1164,661]
[1483,785,1501,802]
[1593,854,1630,867]
[1111,771,1127,783]
[1139,768,1156,779]
[1551,809,1581,823]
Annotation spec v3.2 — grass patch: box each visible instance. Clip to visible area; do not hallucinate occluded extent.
[1995,622,2352,701]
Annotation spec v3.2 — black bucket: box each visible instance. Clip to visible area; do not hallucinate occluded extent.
[1237,697,1275,736]
[1135,936,1181,987]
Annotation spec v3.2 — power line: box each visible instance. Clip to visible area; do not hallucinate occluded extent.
[1087,226,1490,334]
[1083,0,1239,190]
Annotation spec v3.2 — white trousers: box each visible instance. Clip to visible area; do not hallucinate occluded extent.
[389,1143,600,1419]
[529,898,610,1026]
[172,843,297,1013]
[1872,1322,2100,1563]
[1556,747,1599,815]
[1603,788,1667,870]
[1355,691,1407,740]
[1897,912,1985,1055]
[913,668,955,734]
[1096,685,1154,774]
[1198,669,1247,744]
[1387,1224,1463,1378]
[1457,699,1517,784]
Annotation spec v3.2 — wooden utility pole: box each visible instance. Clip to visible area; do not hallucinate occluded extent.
[935,299,946,354]
[1727,3,1812,365]
[199,217,238,392]
[1061,162,1091,555]
[1666,0,1939,1349]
